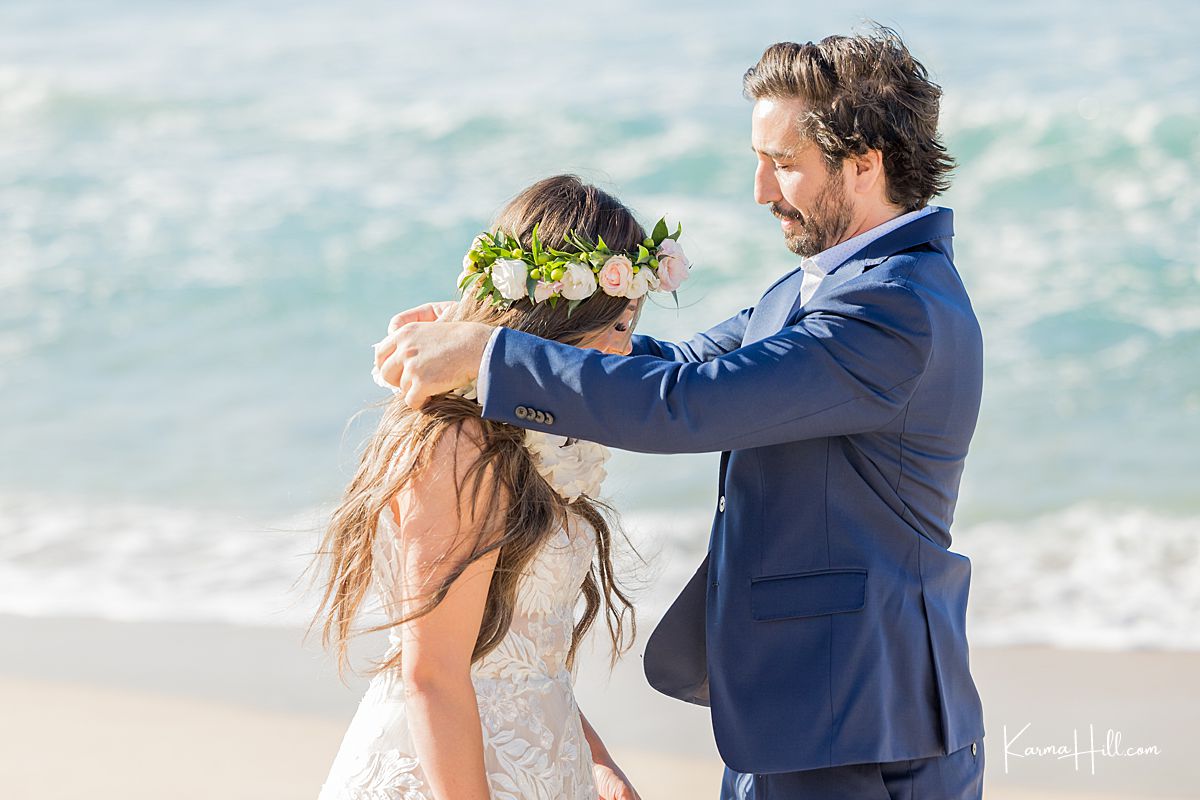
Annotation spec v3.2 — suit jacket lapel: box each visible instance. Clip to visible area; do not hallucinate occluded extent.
[741,266,806,345]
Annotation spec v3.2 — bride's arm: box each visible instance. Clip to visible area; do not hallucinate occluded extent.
[392,420,500,800]
[579,710,642,800]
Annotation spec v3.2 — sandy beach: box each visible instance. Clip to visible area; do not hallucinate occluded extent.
[0,613,1194,800]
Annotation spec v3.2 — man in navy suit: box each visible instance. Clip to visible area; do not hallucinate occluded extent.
[377,27,986,800]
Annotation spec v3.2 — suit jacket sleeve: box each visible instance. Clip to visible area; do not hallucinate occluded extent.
[629,307,753,362]
[478,280,933,454]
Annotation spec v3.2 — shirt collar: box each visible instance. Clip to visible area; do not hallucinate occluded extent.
[801,205,936,278]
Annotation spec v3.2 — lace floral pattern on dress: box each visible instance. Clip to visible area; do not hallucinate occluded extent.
[318,426,608,800]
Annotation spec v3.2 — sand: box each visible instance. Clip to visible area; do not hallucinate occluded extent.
[0,613,1194,799]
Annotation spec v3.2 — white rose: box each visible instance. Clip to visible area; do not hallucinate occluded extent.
[490,258,529,300]
[625,267,659,298]
[559,262,598,300]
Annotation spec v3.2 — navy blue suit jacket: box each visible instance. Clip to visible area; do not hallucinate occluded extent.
[477,207,986,773]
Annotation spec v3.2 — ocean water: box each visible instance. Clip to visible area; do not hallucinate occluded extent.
[2,0,1198,649]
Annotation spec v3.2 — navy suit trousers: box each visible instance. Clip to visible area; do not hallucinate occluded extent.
[720,739,984,800]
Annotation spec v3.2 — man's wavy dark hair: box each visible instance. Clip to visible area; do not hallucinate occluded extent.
[743,25,954,211]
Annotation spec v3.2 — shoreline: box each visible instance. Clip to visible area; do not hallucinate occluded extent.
[1,613,1194,799]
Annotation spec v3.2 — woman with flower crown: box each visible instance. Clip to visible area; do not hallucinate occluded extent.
[309,175,689,800]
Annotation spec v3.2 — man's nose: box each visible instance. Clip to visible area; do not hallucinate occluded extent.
[754,161,779,206]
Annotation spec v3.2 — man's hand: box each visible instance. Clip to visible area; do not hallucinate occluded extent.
[373,320,494,408]
[387,300,458,334]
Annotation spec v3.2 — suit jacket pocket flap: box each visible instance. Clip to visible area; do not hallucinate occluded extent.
[750,568,867,621]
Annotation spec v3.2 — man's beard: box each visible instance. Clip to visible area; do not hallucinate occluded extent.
[773,173,853,257]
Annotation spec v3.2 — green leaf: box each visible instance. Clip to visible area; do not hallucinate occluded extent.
[530,223,541,260]
[671,289,680,308]
[651,217,669,243]
[672,222,682,240]
[596,234,609,252]
[549,296,559,309]
[566,298,583,317]
[526,275,539,298]
[569,230,595,253]
[459,271,482,291]
[636,244,650,264]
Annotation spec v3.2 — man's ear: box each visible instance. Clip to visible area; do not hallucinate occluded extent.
[848,149,885,196]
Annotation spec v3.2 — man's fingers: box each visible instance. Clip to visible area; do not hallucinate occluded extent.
[388,310,419,334]
[388,300,458,334]
[373,333,400,370]
[403,379,429,410]
[430,300,457,320]
[388,300,459,334]
[388,305,435,334]
[377,345,406,389]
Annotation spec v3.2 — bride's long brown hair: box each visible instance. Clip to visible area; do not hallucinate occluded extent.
[307,175,642,678]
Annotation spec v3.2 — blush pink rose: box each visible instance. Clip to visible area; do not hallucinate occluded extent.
[655,238,691,293]
[598,255,634,297]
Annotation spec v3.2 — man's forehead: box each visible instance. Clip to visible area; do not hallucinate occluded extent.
[751,97,808,156]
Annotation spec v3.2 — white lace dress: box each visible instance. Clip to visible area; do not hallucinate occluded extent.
[318,426,611,800]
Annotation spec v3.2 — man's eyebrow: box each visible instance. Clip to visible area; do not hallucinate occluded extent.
[752,145,796,160]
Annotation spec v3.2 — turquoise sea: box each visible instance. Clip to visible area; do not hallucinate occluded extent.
[1,0,1197,648]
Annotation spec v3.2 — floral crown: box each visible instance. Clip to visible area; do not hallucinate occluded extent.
[456,217,690,313]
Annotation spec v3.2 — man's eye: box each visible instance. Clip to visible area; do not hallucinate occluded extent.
[615,323,629,332]
[775,162,791,171]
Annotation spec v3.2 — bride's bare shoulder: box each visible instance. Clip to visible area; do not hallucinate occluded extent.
[386,417,499,533]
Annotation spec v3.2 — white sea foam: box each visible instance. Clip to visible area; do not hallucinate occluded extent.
[1,493,1196,650]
